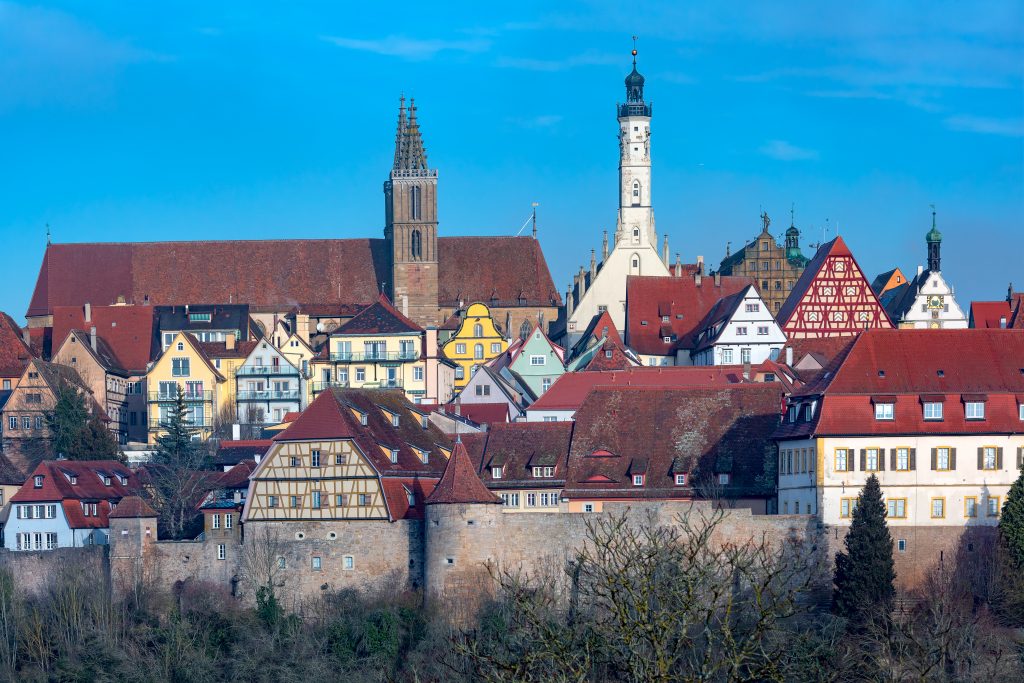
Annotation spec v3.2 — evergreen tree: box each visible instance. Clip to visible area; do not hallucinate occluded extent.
[44,386,124,462]
[999,463,1024,569]
[78,414,123,461]
[151,388,213,539]
[832,474,896,633]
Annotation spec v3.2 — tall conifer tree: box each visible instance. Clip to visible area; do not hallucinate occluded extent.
[832,474,895,632]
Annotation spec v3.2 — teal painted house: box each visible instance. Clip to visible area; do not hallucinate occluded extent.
[500,324,565,397]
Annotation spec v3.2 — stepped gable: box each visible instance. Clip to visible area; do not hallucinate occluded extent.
[0,312,33,378]
[564,384,783,500]
[108,495,157,519]
[776,236,893,338]
[426,438,501,505]
[625,274,754,356]
[28,237,560,318]
[51,305,156,374]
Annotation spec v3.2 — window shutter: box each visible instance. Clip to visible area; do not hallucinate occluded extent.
[930,448,937,471]
[996,447,1003,469]
[890,449,897,471]
[909,448,916,471]
[950,448,957,469]
[977,447,984,470]
[860,449,866,471]
[1018,447,1023,469]
[878,449,886,471]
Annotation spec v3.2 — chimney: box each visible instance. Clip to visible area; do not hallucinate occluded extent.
[295,313,311,344]
[743,361,751,381]
[225,333,236,350]
[425,327,438,358]
[697,255,705,275]
[674,253,682,277]
[695,271,702,286]
[84,302,92,323]
[1000,317,1007,329]
[185,304,189,316]
[714,272,721,287]
[89,326,97,351]
[917,265,924,276]
[566,284,574,316]
[785,346,793,366]
[662,234,669,264]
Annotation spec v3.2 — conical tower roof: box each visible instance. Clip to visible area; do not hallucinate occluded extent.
[426,439,501,505]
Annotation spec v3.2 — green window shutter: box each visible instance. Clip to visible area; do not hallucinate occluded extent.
[909,448,916,471]
[930,448,937,470]
[951,448,957,469]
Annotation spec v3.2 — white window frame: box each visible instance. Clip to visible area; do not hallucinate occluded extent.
[874,403,894,421]
[530,355,545,366]
[923,402,943,420]
[217,544,226,560]
[632,474,644,486]
[675,473,686,486]
[965,402,985,420]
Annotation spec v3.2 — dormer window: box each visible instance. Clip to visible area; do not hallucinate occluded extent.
[787,406,797,423]
[803,404,814,421]
[675,473,687,486]
[718,473,730,485]
[965,402,985,420]
[406,488,415,507]
[874,403,894,421]
[632,474,644,486]
[33,475,43,488]
[360,414,368,426]
[532,466,554,478]
[391,414,400,427]
[103,476,112,486]
[421,416,429,430]
[491,466,503,479]
[390,449,399,464]
[923,402,943,421]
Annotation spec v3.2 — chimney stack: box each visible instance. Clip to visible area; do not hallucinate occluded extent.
[89,326,97,351]
[84,302,92,323]
[714,272,721,287]
[566,285,574,316]
[697,255,705,275]
[695,271,702,286]
[785,346,793,366]
[674,253,682,277]
[662,234,669,264]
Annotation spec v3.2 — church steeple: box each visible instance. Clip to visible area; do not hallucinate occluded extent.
[926,205,942,272]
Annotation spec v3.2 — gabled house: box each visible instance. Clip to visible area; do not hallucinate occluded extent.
[4,459,140,550]
[871,267,908,299]
[969,285,1024,330]
[0,312,33,392]
[155,304,256,352]
[565,310,640,371]
[235,338,306,428]
[145,332,227,442]
[500,323,564,397]
[776,236,893,339]
[1,360,103,474]
[441,303,509,389]
[688,285,786,366]
[473,421,572,512]
[457,365,530,422]
[275,332,316,383]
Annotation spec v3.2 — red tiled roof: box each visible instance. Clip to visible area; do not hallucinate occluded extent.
[12,460,141,529]
[50,305,155,374]
[274,390,359,441]
[1011,294,1024,329]
[580,339,639,371]
[969,301,1011,329]
[380,477,437,520]
[28,237,560,318]
[108,495,157,518]
[217,460,257,489]
[0,312,33,378]
[528,366,747,412]
[564,384,783,500]
[778,329,1024,439]
[782,336,858,369]
[448,402,510,426]
[476,421,573,487]
[197,339,259,360]
[625,274,754,356]
[425,439,501,504]
[335,293,423,335]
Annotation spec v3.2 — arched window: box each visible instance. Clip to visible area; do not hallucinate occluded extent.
[630,253,641,275]
[519,320,531,339]
[632,180,641,206]
[410,186,422,220]
[632,227,640,244]
[474,344,484,360]
[473,323,483,337]
[410,229,422,260]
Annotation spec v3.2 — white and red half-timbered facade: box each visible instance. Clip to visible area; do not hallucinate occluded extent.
[777,236,893,339]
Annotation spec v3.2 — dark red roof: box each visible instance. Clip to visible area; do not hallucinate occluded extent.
[969,301,1012,329]
[12,460,141,529]
[274,390,359,441]
[0,312,33,378]
[217,460,256,489]
[476,421,573,487]
[449,402,510,426]
[108,495,157,518]
[50,305,155,374]
[564,384,783,500]
[579,339,639,371]
[28,237,560,318]
[335,293,423,335]
[625,274,754,355]
[380,477,437,520]
[528,366,746,412]
[777,329,1024,439]
[425,439,501,504]
[197,339,259,360]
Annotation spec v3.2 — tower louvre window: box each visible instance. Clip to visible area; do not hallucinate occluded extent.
[410,186,422,220]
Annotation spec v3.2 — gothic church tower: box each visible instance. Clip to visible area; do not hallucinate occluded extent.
[384,97,440,327]
[617,50,656,249]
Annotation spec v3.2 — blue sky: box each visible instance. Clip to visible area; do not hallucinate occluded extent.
[1,1,1021,321]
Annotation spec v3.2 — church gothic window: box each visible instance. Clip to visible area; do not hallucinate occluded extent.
[519,320,531,339]
[410,229,422,260]
[632,227,640,244]
[632,180,640,206]
[410,186,422,220]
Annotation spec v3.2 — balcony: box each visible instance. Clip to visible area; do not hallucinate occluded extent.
[237,390,301,402]
[148,418,210,431]
[362,379,404,390]
[148,391,213,404]
[329,350,420,363]
[236,365,300,377]
[310,380,350,395]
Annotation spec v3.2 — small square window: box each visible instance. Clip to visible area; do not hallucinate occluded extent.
[897,539,906,552]
[311,557,322,571]
[583,503,594,513]
[718,473,730,485]
[674,473,686,486]
[343,555,355,570]
[632,474,644,486]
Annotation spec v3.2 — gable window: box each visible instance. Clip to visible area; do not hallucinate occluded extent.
[965,402,985,420]
[475,384,490,396]
[736,326,748,336]
[530,355,545,366]
[757,326,769,335]
[491,466,503,479]
[455,343,467,355]
[745,303,759,313]
[923,402,943,420]
[33,475,43,488]
[171,358,190,377]
[674,473,686,486]
[532,466,554,478]
[391,414,400,427]
[268,496,278,508]
[542,378,552,392]
[335,453,347,465]
[632,474,644,486]
[802,403,813,421]
[874,403,894,420]
[473,323,484,337]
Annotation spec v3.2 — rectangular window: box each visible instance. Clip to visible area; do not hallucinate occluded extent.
[721,349,733,364]
[290,456,300,467]
[541,377,552,392]
[343,556,354,570]
[834,448,850,472]
[491,467,503,479]
[355,368,366,382]
[718,473,730,485]
[886,499,907,519]
[895,448,910,471]
[499,493,520,507]
[675,473,686,486]
[865,448,880,471]
[46,533,58,550]
[491,343,502,354]
[225,514,233,529]
[530,355,545,366]
[217,544,226,560]
[312,557,322,571]
[981,447,998,470]
[736,327,747,336]
[413,366,424,381]
[935,447,952,470]
[632,474,644,486]
[897,539,907,553]
[311,450,320,467]
[526,493,537,507]
[358,494,370,506]
[740,349,751,364]
[312,491,321,508]
[923,402,943,420]
[268,495,278,508]
[1019,404,1024,420]
[745,303,759,312]
[987,496,1000,517]
[839,498,855,518]
[22,417,30,430]
[212,514,220,529]
[965,497,978,518]
[336,453,346,465]
[7,416,15,430]
[757,326,769,335]
[874,403,894,420]
[965,402,985,420]
[455,343,466,355]
[931,498,945,518]
[290,495,299,508]
[171,358,190,377]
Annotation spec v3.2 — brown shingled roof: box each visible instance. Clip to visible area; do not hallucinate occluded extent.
[0,312,33,379]
[425,439,501,505]
[51,305,156,374]
[109,495,158,518]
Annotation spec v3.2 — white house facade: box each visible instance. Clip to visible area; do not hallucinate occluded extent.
[687,285,786,366]
[236,339,306,426]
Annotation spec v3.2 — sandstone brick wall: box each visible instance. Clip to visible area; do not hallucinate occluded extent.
[0,546,107,596]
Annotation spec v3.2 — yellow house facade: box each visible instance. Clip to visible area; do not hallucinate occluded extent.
[310,295,428,403]
[440,303,508,389]
[145,332,227,443]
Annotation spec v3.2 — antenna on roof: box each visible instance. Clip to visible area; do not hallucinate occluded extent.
[46,223,51,245]
[515,203,539,237]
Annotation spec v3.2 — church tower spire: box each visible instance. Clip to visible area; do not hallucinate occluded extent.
[616,38,655,250]
[385,95,439,327]
[926,205,942,272]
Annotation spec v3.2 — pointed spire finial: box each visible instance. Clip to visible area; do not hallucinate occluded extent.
[46,223,51,245]
[790,203,795,228]
[632,35,638,65]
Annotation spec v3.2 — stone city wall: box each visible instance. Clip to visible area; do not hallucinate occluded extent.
[0,546,107,596]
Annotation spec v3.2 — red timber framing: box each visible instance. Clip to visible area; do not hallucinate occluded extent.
[779,237,893,339]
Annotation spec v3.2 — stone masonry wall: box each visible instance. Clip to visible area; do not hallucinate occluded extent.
[0,546,107,596]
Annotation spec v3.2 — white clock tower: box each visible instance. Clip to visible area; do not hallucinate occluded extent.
[563,44,670,343]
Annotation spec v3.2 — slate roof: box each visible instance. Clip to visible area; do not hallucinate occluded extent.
[334,293,423,335]
[564,384,783,500]
[775,329,1024,440]
[197,340,260,360]
[425,439,501,505]
[625,274,754,356]
[527,366,747,413]
[475,422,573,489]
[12,460,142,529]
[108,495,157,519]
[690,286,755,354]
[28,238,560,318]
[0,312,33,378]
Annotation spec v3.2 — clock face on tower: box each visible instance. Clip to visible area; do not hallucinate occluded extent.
[928,295,944,309]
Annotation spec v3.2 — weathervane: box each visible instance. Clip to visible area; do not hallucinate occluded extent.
[632,35,638,62]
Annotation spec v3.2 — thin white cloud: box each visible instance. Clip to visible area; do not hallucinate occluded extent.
[759,140,819,161]
[496,50,619,72]
[320,34,489,60]
[945,115,1024,137]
